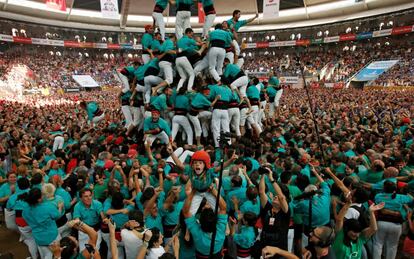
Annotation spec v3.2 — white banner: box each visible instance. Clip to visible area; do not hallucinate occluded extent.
[324,36,340,43]
[279,76,299,84]
[100,0,119,18]
[263,0,280,19]
[0,34,13,42]
[94,43,108,49]
[72,75,99,88]
[372,29,392,38]
[133,44,142,50]
[31,38,49,45]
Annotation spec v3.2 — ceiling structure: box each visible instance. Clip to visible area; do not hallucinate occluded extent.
[0,0,413,33]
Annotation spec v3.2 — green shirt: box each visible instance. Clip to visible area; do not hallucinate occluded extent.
[332,230,368,259]
[226,18,248,32]
[185,214,228,255]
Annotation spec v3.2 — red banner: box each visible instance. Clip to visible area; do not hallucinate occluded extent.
[311,82,320,89]
[107,43,120,49]
[13,37,32,44]
[334,82,344,89]
[256,42,269,48]
[198,3,205,24]
[339,33,356,41]
[296,39,310,46]
[392,26,412,35]
[46,0,66,11]
[64,41,81,48]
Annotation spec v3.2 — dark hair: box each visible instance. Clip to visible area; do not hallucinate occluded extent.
[79,188,93,198]
[129,210,144,227]
[383,180,397,199]
[111,192,125,210]
[280,171,292,184]
[26,188,42,206]
[185,28,193,34]
[159,253,176,259]
[243,212,257,227]
[60,236,77,259]
[148,227,161,249]
[30,173,43,186]
[231,175,242,187]
[246,186,258,204]
[199,208,217,233]
[214,23,223,30]
[353,187,370,204]
[224,58,230,63]
[232,10,241,17]
[141,187,155,205]
[17,177,30,190]
[252,77,259,85]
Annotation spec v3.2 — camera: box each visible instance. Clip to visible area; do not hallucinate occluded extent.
[258,166,270,175]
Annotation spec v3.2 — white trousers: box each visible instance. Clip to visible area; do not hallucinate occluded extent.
[236,57,244,69]
[142,54,151,64]
[102,232,125,259]
[202,14,216,38]
[91,113,105,126]
[144,75,163,104]
[176,56,195,92]
[228,108,241,137]
[275,89,283,107]
[5,209,17,231]
[131,106,144,129]
[188,111,212,138]
[152,12,166,40]
[171,115,194,145]
[194,55,209,76]
[211,109,231,147]
[176,11,191,39]
[18,225,38,259]
[118,72,130,93]
[145,131,170,146]
[52,136,64,152]
[373,221,402,259]
[159,61,174,85]
[166,147,194,164]
[225,51,235,64]
[233,40,240,56]
[121,105,133,129]
[249,105,262,133]
[38,234,61,259]
[259,100,267,123]
[231,76,249,98]
[190,191,216,215]
[208,47,226,82]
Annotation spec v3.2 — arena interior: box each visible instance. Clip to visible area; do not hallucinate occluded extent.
[0,0,414,258]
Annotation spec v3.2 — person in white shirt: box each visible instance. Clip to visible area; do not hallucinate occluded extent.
[120,210,145,259]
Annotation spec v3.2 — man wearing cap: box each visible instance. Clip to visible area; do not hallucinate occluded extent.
[141,25,154,64]
[208,24,233,84]
[152,0,172,40]
[144,109,171,146]
[200,0,216,39]
[175,0,193,39]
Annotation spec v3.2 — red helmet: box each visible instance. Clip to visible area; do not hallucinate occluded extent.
[190,150,211,169]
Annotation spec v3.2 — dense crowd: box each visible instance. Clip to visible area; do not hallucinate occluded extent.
[1,1,414,259]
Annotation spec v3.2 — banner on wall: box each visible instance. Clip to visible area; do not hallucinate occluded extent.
[45,0,66,11]
[279,76,299,84]
[100,0,119,18]
[72,75,100,88]
[263,0,280,19]
[353,60,399,81]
